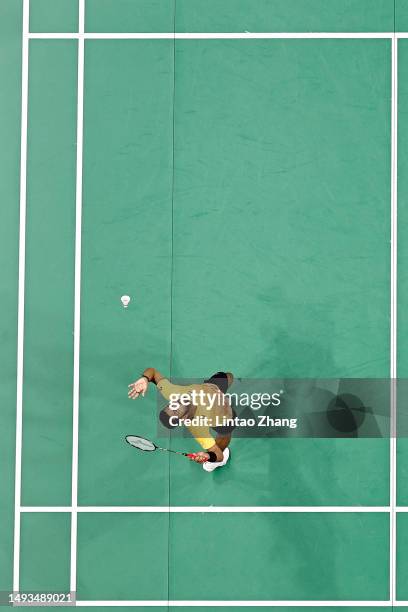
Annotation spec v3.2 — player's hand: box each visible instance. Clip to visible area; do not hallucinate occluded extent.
[189,452,209,464]
[128,377,149,399]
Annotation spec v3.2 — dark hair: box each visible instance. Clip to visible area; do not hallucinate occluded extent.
[204,371,229,394]
[159,410,179,429]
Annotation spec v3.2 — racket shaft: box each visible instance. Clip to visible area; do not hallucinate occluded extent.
[156,446,195,458]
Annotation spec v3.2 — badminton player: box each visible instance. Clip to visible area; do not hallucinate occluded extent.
[128,369,234,472]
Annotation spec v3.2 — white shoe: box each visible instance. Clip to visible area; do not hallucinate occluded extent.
[202,447,230,472]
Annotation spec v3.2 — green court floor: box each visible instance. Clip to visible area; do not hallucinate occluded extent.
[1,0,408,607]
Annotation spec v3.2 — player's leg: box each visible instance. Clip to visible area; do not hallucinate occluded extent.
[202,434,231,472]
[215,433,231,451]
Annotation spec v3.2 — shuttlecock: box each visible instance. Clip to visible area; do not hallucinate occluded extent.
[121,295,131,308]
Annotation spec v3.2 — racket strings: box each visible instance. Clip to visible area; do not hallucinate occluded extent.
[125,435,156,452]
[125,434,191,458]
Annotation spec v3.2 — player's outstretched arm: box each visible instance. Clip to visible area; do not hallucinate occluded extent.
[128,367,165,399]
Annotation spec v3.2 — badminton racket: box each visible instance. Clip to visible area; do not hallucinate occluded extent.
[125,434,197,459]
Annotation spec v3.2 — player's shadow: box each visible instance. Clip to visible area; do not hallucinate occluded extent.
[230,311,385,508]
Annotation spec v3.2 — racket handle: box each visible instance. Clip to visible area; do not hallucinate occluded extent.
[185,453,196,458]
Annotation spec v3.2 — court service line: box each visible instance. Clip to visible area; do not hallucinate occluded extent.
[27,31,397,40]
[21,505,391,513]
[13,0,30,593]
[390,31,398,607]
[70,0,85,596]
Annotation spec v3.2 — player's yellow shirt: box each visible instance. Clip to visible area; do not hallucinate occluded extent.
[157,378,232,450]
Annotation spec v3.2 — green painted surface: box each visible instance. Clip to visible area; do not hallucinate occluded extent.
[169,513,389,600]
[84,0,395,34]
[176,0,393,33]
[169,439,389,506]
[0,0,22,593]
[29,0,78,33]
[397,0,408,31]
[78,40,173,505]
[167,39,391,504]
[21,41,77,506]
[398,514,408,600]
[19,513,71,592]
[76,513,388,600]
[397,41,408,505]
[77,513,168,599]
[85,0,174,33]
[76,39,392,508]
[171,40,390,380]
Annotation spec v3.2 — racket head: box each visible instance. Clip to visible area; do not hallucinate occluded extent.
[125,435,157,452]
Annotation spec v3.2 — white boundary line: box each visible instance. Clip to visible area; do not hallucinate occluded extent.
[28,31,396,39]
[20,505,391,513]
[70,0,85,595]
[13,0,29,594]
[76,599,392,608]
[74,602,408,608]
[390,31,398,607]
